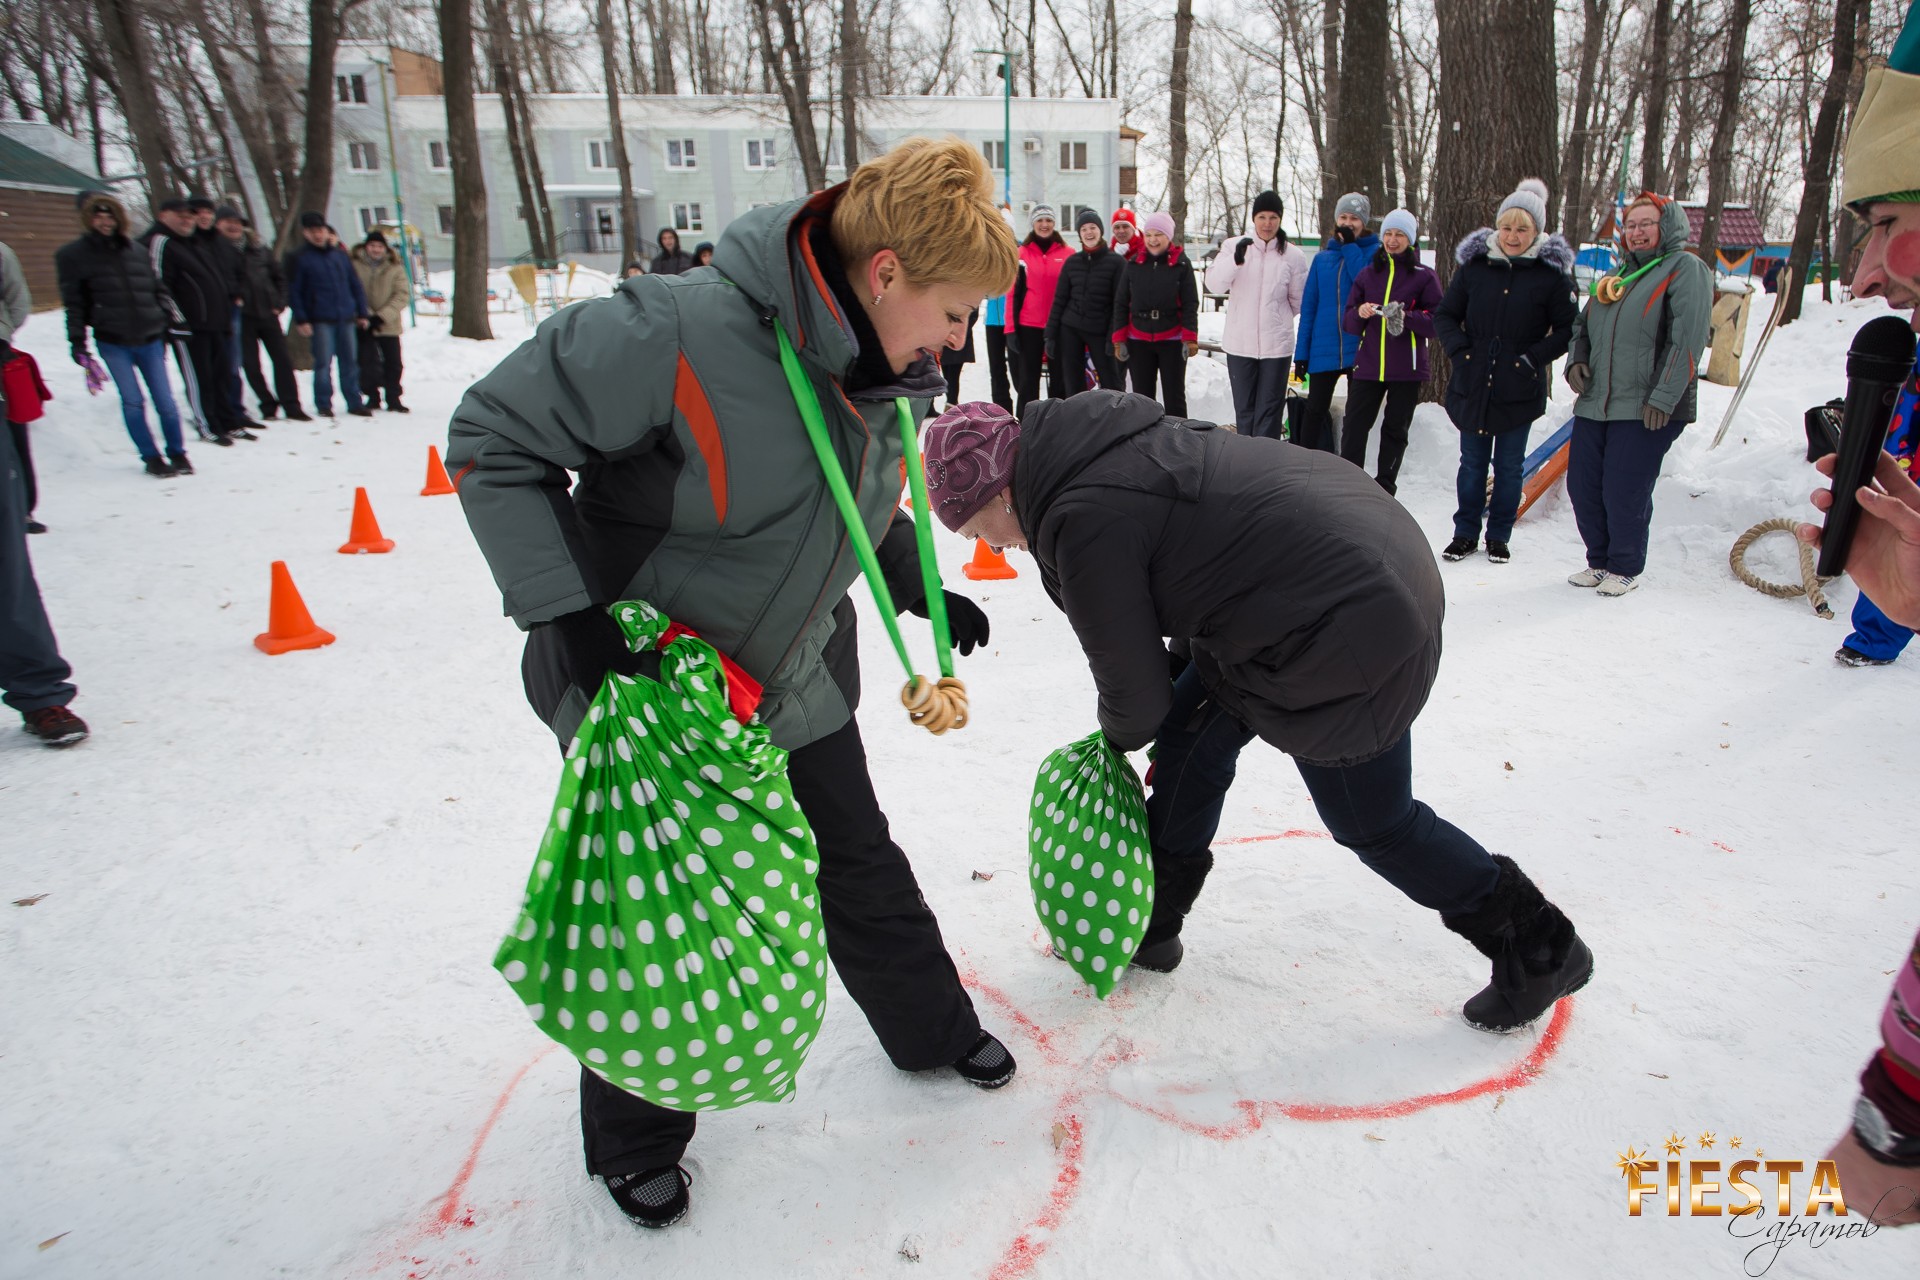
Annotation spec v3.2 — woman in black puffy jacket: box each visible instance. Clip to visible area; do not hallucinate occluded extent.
[1110,212,1199,415]
[1432,180,1578,564]
[1046,209,1127,396]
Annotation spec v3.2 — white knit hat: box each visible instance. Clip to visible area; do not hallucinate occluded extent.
[1380,208,1419,242]
[1497,178,1550,232]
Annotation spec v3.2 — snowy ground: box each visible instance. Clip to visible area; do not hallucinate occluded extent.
[3,294,1918,1279]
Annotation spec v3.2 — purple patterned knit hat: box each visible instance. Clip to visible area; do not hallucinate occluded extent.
[923,401,1022,532]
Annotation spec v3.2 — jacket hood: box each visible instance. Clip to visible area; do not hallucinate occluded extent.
[350,244,399,270]
[1013,390,1182,537]
[1372,245,1424,271]
[1325,229,1381,254]
[710,186,940,393]
[1023,231,1066,251]
[1455,227,1575,273]
[1624,198,1692,267]
[1143,242,1188,266]
[77,191,131,238]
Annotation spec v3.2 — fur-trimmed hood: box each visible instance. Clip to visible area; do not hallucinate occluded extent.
[75,191,133,241]
[1455,227,1575,274]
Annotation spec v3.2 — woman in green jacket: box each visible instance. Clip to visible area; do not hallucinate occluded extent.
[447,138,1019,1229]
[1563,193,1714,596]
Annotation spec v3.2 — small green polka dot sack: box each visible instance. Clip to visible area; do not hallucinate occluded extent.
[494,600,828,1112]
[1028,731,1155,998]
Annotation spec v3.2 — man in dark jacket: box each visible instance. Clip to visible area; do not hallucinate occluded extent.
[286,211,372,417]
[140,197,251,444]
[56,193,193,474]
[219,211,308,420]
[648,227,694,276]
[924,392,1594,1034]
[1046,210,1127,396]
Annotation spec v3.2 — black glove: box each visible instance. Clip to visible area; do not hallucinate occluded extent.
[543,606,658,695]
[911,590,991,656]
[367,314,384,333]
[1233,236,1251,266]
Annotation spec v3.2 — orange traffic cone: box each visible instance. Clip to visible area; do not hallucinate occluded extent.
[338,487,395,554]
[420,445,456,496]
[254,561,336,655]
[961,539,1017,581]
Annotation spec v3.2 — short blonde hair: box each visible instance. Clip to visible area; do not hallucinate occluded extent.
[833,137,1019,294]
[1496,207,1536,233]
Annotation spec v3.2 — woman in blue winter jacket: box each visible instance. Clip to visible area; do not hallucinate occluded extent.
[1294,192,1380,452]
[1433,180,1579,564]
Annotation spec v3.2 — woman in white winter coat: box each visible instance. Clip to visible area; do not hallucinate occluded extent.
[1205,189,1309,439]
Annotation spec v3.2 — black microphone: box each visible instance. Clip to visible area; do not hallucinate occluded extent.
[1816,316,1918,578]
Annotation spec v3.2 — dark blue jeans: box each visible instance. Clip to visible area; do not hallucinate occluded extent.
[1226,354,1292,439]
[1146,665,1501,917]
[306,320,363,415]
[1453,427,1532,543]
[1568,415,1684,577]
[97,340,185,460]
[0,423,74,713]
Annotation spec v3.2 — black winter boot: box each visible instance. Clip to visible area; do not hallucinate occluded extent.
[1132,852,1215,973]
[605,1165,691,1228]
[1441,854,1592,1034]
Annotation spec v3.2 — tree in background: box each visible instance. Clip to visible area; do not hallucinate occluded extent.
[439,0,492,340]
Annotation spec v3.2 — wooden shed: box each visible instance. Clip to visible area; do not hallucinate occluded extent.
[0,129,106,309]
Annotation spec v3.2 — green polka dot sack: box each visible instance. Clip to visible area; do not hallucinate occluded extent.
[1028,731,1155,998]
[494,600,828,1112]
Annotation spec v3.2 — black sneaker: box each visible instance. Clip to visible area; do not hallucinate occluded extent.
[143,455,177,477]
[285,408,313,422]
[347,406,375,418]
[1442,537,1477,561]
[1486,540,1511,564]
[22,705,89,747]
[210,433,236,447]
[951,1030,1017,1089]
[167,451,195,476]
[605,1166,690,1228]
[229,426,258,440]
[25,520,46,534]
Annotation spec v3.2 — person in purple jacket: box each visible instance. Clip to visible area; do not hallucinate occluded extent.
[1339,208,1442,494]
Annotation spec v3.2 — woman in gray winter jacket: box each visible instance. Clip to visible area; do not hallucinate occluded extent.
[924,391,1594,1035]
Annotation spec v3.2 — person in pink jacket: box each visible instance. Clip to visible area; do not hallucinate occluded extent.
[1205,190,1308,439]
[1009,204,1071,412]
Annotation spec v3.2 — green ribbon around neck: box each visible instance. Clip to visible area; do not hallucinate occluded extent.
[773,318,955,684]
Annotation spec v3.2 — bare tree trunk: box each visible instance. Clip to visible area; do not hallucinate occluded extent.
[839,0,863,171]
[487,0,551,261]
[649,0,675,94]
[1432,0,1560,395]
[752,0,826,191]
[97,0,180,207]
[190,0,287,231]
[1782,0,1860,324]
[279,0,359,257]
[1169,0,1193,235]
[439,0,492,339]
[1639,0,1673,193]
[243,0,300,215]
[1559,0,1607,245]
[1334,0,1391,211]
[595,0,640,264]
[1694,0,1751,264]
[1321,0,1343,227]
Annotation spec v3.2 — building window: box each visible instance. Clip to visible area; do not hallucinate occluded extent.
[1059,140,1088,172]
[1060,205,1098,235]
[665,138,697,170]
[982,138,1007,171]
[347,141,380,172]
[437,205,455,236]
[672,202,703,233]
[744,137,779,170]
[356,206,391,234]
[335,74,367,104]
[587,139,616,171]
[427,140,450,171]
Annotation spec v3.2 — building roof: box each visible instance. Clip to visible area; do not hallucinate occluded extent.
[1678,202,1768,248]
[0,129,100,194]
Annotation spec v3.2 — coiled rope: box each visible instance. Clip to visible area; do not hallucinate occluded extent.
[1728,517,1835,619]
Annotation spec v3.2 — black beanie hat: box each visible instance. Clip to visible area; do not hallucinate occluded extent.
[214,203,244,223]
[364,229,388,246]
[1075,207,1104,234]
[187,195,216,212]
[1251,190,1284,218]
[299,211,327,229]
[158,196,193,214]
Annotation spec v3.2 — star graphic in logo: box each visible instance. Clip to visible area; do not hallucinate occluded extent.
[1699,1131,1716,1149]
[1615,1146,1656,1177]
[1665,1131,1688,1157]
[1754,1149,1765,1161]
[1729,1136,1743,1150]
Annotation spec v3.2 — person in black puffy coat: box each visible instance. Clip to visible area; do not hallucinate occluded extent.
[1432,179,1579,564]
[1046,209,1127,396]
[1110,211,1199,415]
[923,392,1595,1034]
[55,193,193,472]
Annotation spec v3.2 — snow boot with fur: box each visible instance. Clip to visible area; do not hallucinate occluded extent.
[1131,852,1214,973]
[1441,854,1592,1033]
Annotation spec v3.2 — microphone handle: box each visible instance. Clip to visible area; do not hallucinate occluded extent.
[1816,376,1908,578]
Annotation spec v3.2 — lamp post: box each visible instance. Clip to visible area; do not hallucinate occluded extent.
[368,49,419,325]
[974,49,1015,208]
